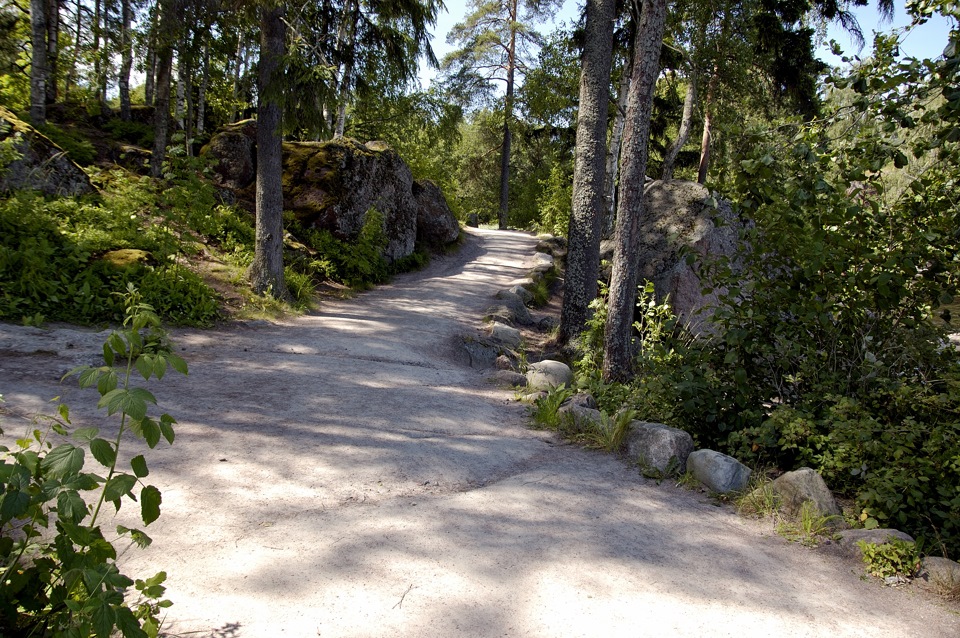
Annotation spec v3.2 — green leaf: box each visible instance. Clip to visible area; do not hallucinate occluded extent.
[91,596,117,638]
[115,606,149,638]
[103,474,137,502]
[126,456,148,481]
[57,489,88,523]
[0,489,31,522]
[97,369,118,395]
[117,525,153,549]
[158,415,176,445]
[103,342,114,367]
[41,444,85,479]
[89,439,116,468]
[141,485,162,525]
[135,354,154,381]
[166,352,188,375]
[73,427,99,443]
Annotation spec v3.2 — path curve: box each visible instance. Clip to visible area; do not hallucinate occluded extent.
[1,228,957,637]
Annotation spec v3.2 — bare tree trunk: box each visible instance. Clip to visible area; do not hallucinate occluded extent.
[175,51,186,129]
[97,0,109,112]
[45,0,58,105]
[150,0,177,178]
[602,0,668,381]
[662,70,697,180]
[92,0,101,104]
[498,0,518,230]
[697,70,718,184]
[230,39,244,122]
[196,41,209,135]
[30,0,47,126]
[119,0,133,120]
[250,2,291,301]
[144,7,157,106]
[333,0,357,139]
[603,54,631,239]
[64,0,80,97]
[559,0,616,345]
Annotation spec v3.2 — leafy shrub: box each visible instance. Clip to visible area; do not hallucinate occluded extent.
[857,539,922,579]
[0,287,182,636]
[297,209,389,288]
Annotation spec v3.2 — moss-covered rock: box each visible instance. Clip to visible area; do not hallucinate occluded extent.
[0,106,96,197]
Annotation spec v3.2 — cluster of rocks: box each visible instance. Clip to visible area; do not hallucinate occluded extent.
[458,240,562,373]
[201,122,460,263]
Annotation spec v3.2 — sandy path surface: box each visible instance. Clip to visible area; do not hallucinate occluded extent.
[1,227,958,637]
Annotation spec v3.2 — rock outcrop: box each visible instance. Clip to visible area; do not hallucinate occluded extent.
[0,107,95,197]
[202,122,460,262]
[633,179,745,332]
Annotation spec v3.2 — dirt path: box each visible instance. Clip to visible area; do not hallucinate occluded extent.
[2,228,957,637]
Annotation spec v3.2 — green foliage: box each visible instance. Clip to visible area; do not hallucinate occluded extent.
[535,163,572,237]
[0,286,183,636]
[776,501,842,547]
[103,119,155,148]
[295,209,389,289]
[857,539,922,580]
[530,386,574,431]
[37,123,97,166]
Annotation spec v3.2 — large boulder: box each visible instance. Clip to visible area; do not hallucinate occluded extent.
[687,449,752,493]
[282,139,416,262]
[526,360,573,390]
[635,180,745,332]
[413,179,460,249]
[202,119,258,190]
[0,107,95,197]
[203,124,459,262]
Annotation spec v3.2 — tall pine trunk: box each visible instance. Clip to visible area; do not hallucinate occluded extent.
[661,70,697,180]
[602,0,668,381]
[29,0,47,126]
[497,0,518,230]
[559,0,616,344]
[250,2,290,300]
[45,0,58,105]
[697,70,718,184]
[150,0,177,178]
[144,7,157,106]
[603,54,631,239]
[64,0,81,96]
[196,42,209,135]
[119,0,133,120]
[333,0,357,139]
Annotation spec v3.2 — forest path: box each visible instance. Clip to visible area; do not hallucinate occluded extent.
[1,227,957,637]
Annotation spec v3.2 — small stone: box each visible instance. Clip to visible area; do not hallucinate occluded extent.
[625,422,694,475]
[771,467,841,519]
[526,360,573,390]
[493,370,527,388]
[489,322,522,348]
[687,449,752,493]
[557,404,602,434]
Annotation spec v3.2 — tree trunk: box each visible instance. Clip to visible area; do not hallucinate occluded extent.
[92,0,101,104]
[498,0,518,230]
[662,70,697,180]
[150,0,177,178]
[250,2,290,301]
[145,7,157,106]
[230,39,244,122]
[602,0,668,381]
[333,0,358,139]
[119,0,133,120]
[97,0,108,111]
[697,68,718,184]
[64,0,80,96]
[558,0,616,345]
[45,0,58,105]
[196,42,209,135]
[603,53,631,239]
[175,51,186,130]
[30,0,47,126]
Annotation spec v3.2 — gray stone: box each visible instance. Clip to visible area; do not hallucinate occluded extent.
[526,360,573,390]
[495,355,516,371]
[508,285,534,305]
[518,390,548,404]
[413,179,460,249]
[0,107,95,197]
[489,322,522,348]
[771,467,841,519]
[920,557,960,591]
[557,404,602,434]
[466,213,479,228]
[687,449,752,493]
[492,370,527,388]
[835,529,915,559]
[202,119,258,189]
[458,335,500,369]
[625,422,694,475]
[533,252,555,268]
[488,291,533,325]
[537,316,558,331]
[536,235,567,258]
[561,392,597,410]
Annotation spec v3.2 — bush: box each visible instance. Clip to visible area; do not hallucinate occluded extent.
[0,287,182,636]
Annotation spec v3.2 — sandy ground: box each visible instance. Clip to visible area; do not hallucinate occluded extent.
[1,227,958,637]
